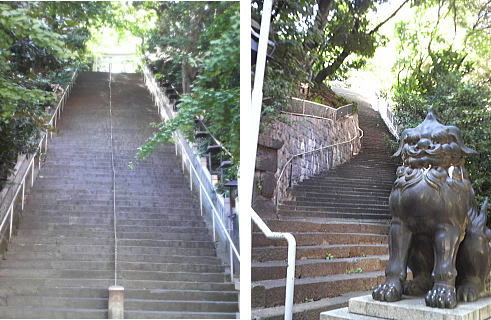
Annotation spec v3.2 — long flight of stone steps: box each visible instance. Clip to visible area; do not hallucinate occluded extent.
[252,104,399,320]
[0,72,238,318]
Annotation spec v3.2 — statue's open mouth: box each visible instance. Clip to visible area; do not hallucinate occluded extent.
[406,146,442,158]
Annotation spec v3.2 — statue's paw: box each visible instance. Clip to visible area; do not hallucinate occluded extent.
[403,278,432,296]
[425,285,457,308]
[372,282,402,302]
[457,282,480,302]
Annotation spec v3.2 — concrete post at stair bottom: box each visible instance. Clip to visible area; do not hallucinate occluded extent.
[108,285,124,319]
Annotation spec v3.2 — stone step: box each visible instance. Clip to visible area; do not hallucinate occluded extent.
[17,223,209,235]
[0,268,227,283]
[319,307,378,320]
[32,181,189,192]
[278,210,390,220]
[28,188,194,197]
[256,220,388,234]
[310,176,393,184]
[4,252,221,265]
[252,256,388,281]
[300,180,394,188]
[31,198,197,208]
[26,192,194,201]
[278,204,388,213]
[0,286,237,301]
[290,185,391,194]
[16,229,210,240]
[252,244,388,262]
[290,196,388,205]
[252,290,370,320]
[34,179,188,189]
[39,168,183,177]
[291,190,390,198]
[0,260,224,273]
[252,271,385,308]
[252,232,387,247]
[0,306,236,319]
[0,277,235,291]
[21,206,198,216]
[8,243,217,256]
[18,218,206,228]
[12,233,213,245]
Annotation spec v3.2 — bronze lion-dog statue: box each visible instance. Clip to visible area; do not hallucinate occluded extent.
[372,108,491,308]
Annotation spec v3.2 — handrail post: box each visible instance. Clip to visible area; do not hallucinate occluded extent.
[212,211,216,242]
[189,159,192,191]
[199,186,203,216]
[21,182,25,211]
[229,244,234,282]
[30,160,34,187]
[9,204,13,239]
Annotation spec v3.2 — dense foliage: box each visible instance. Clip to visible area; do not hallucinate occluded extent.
[0,2,117,187]
[390,0,491,204]
[136,2,239,168]
[253,0,410,118]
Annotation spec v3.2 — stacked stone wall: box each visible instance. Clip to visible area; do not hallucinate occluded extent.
[253,110,361,214]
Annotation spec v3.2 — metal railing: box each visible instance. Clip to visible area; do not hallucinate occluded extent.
[374,95,400,138]
[282,97,355,121]
[142,66,240,280]
[274,126,364,207]
[0,70,78,245]
[93,54,139,73]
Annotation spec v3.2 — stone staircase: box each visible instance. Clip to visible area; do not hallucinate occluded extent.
[252,105,399,319]
[0,72,238,318]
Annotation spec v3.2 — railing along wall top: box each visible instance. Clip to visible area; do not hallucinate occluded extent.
[0,70,78,244]
[282,97,355,121]
[142,66,239,280]
[274,125,364,207]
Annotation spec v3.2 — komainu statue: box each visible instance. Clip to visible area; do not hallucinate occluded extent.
[372,108,491,309]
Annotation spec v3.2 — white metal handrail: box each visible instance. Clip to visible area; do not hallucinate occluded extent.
[142,67,240,280]
[0,70,78,244]
[374,96,400,138]
[274,126,364,207]
[250,1,297,320]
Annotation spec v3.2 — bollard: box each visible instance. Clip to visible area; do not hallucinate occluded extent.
[108,285,124,319]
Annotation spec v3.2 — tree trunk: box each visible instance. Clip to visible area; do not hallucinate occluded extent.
[181,61,192,94]
[313,49,350,84]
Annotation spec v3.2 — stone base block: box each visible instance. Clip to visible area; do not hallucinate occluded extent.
[321,295,491,320]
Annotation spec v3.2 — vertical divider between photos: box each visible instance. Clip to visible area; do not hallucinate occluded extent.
[249,1,296,320]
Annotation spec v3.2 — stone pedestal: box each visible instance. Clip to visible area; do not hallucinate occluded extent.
[320,295,491,320]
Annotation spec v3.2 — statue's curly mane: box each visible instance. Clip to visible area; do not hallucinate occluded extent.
[393,165,471,193]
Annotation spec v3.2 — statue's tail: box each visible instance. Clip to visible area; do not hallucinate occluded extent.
[470,198,490,239]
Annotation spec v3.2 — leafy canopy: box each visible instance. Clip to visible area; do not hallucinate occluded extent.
[136,2,239,172]
[390,0,491,205]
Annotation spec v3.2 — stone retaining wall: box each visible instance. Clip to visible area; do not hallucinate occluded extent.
[254,109,361,215]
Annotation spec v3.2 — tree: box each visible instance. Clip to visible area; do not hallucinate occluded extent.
[390,0,491,206]
[253,0,410,93]
[136,2,240,170]
[0,1,119,187]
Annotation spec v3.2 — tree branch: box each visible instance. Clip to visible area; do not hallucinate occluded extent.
[369,0,410,35]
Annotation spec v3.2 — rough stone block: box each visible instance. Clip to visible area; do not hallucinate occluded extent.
[345,295,491,320]
[320,307,379,320]
[260,172,276,198]
[256,146,278,172]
